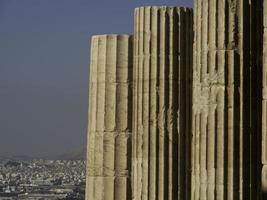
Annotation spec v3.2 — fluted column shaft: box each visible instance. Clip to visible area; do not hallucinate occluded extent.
[193,0,263,199]
[132,6,193,200]
[193,1,235,198]
[86,35,133,200]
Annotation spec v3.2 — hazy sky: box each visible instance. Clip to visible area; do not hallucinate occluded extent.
[0,0,193,157]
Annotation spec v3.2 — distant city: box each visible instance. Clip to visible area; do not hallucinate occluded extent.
[0,159,85,200]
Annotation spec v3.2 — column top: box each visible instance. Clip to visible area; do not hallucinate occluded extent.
[134,6,192,12]
[91,34,132,40]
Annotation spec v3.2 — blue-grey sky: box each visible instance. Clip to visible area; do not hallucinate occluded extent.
[0,0,193,157]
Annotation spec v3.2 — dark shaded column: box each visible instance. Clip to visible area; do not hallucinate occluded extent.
[132,6,193,200]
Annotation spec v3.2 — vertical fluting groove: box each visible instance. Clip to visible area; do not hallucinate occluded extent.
[214,105,218,200]
[237,1,244,199]
[164,9,170,200]
[194,0,199,79]
[158,8,166,200]
[233,51,240,200]
[134,9,140,200]
[172,7,179,200]
[187,9,193,200]
[86,35,132,200]
[116,36,132,200]
[141,7,150,200]
[191,112,196,200]
[208,0,215,49]
[185,8,190,200]
[263,0,267,199]
[192,1,198,199]
[195,112,200,200]
[167,7,174,200]
[200,110,207,200]
[199,0,208,199]
[201,0,208,79]
[192,113,196,200]
[217,0,225,49]
[137,8,144,200]
[144,7,151,199]
[147,7,152,200]
[192,4,199,200]
[149,7,158,200]
[133,6,193,200]
[263,19,267,191]
[199,111,202,200]
[179,8,186,200]
[178,8,183,199]
[197,0,202,76]
[216,90,225,200]
[199,0,204,82]
[242,0,251,198]
[248,0,254,198]
[128,35,133,200]
[179,7,183,199]
[249,1,263,200]
[133,8,139,200]
[222,50,228,200]
[211,105,215,200]
[227,51,234,200]
[104,36,116,200]
[156,8,160,200]
[207,106,214,200]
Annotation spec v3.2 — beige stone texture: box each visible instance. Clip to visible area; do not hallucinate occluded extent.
[194,0,263,199]
[85,2,267,199]
[85,35,133,200]
[132,6,193,200]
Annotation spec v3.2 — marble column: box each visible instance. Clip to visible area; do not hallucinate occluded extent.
[132,6,193,200]
[193,0,263,199]
[86,35,133,200]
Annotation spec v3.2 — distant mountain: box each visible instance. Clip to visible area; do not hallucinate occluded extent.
[0,146,87,161]
[55,146,86,160]
[0,155,36,161]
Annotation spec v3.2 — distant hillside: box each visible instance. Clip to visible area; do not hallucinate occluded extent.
[0,146,86,161]
[56,146,86,160]
[0,155,35,161]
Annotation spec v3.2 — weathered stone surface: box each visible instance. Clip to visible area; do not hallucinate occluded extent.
[193,1,263,199]
[85,2,267,199]
[132,6,193,200]
[85,35,133,200]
